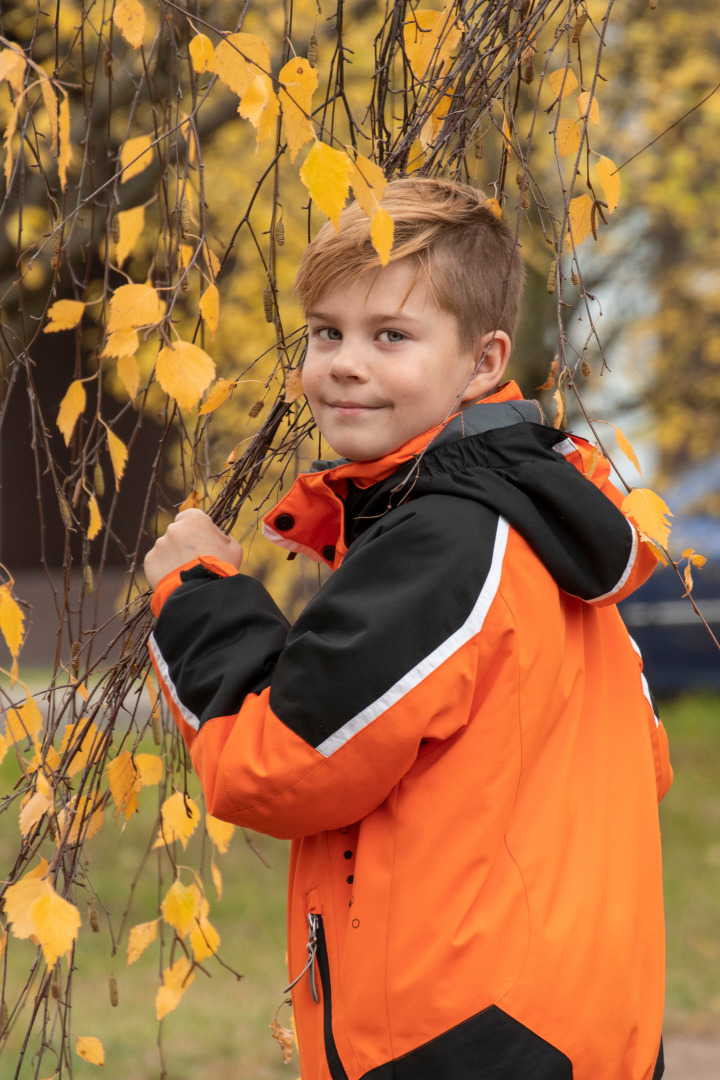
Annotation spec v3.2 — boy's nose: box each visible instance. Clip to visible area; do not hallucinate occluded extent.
[328,344,367,380]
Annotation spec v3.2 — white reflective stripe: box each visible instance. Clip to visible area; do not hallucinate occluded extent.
[588,519,638,604]
[316,517,510,758]
[552,437,577,458]
[629,635,660,727]
[148,632,200,733]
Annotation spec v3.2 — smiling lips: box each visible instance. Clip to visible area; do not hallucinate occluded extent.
[328,401,383,415]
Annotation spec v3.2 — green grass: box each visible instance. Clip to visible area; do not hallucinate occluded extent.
[1,692,718,1077]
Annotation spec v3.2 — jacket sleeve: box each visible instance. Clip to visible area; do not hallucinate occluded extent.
[149,494,507,838]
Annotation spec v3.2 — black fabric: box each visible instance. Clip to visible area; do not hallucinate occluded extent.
[361,1005,573,1080]
[268,495,500,748]
[315,916,350,1080]
[652,1038,664,1080]
[153,574,290,728]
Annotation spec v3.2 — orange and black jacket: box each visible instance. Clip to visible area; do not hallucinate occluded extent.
[149,382,672,1080]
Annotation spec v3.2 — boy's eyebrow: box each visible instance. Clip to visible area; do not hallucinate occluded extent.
[306,309,424,323]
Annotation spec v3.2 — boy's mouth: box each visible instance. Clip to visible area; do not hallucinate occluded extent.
[328,401,383,415]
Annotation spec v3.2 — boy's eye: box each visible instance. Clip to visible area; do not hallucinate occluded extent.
[379,330,405,343]
[314,327,342,341]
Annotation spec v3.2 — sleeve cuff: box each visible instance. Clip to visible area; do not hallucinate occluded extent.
[150,555,241,616]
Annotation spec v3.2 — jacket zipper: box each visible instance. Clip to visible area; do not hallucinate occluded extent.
[287,912,349,1080]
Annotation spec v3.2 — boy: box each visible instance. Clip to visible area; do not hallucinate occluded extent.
[145,178,671,1080]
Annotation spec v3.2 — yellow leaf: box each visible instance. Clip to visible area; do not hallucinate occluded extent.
[87,495,102,541]
[0,46,26,95]
[107,750,140,821]
[161,879,198,938]
[214,33,277,145]
[39,75,58,153]
[403,7,464,80]
[210,857,223,900]
[115,0,145,49]
[577,91,600,125]
[349,154,387,219]
[370,207,395,267]
[690,552,707,568]
[5,696,43,745]
[59,720,101,777]
[127,918,158,965]
[407,138,426,173]
[613,423,641,473]
[683,563,694,595]
[621,488,673,548]
[0,731,6,768]
[205,814,235,855]
[117,353,141,399]
[279,56,318,163]
[156,956,195,1020]
[114,204,145,267]
[30,889,82,967]
[156,340,216,412]
[204,243,221,281]
[198,377,236,416]
[101,327,140,361]
[59,794,105,846]
[58,95,72,191]
[190,912,220,961]
[189,34,215,74]
[3,98,19,188]
[135,753,163,786]
[107,282,163,333]
[239,74,279,145]
[106,427,129,491]
[57,380,86,446]
[119,134,153,184]
[199,283,219,337]
[299,142,352,229]
[44,299,85,332]
[19,786,53,837]
[178,490,202,512]
[5,870,52,939]
[548,67,578,100]
[556,117,581,158]
[153,791,200,850]
[0,584,25,660]
[76,1036,105,1066]
[566,193,595,251]
[597,155,620,214]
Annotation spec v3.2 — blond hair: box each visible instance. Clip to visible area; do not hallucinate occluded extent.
[295,177,525,347]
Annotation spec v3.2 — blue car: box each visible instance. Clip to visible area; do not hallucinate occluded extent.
[618,457,720,697]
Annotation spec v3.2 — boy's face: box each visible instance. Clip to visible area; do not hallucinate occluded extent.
[302,258,497,461]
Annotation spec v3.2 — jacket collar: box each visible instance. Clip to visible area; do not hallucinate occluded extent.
[262,382,532,568]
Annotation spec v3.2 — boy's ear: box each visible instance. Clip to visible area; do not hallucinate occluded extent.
[459,330,512,404]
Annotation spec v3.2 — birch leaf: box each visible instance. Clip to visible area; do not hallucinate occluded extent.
[577,90,600,125]
[211,858,223,900]
[300,142,352,228]
[349,154,387,219]
[5,696,43,745]
[5,873,52,939]
[0,584,25,660]
[44,299,85,332]
[199,283,219,337]
[101,328,139,361]
[115,0,145,50]
[189,912,220,961]
[270,1019,295,1065]
[613,424,641,473]
[556,118,581,158]
[283,368,304,405]
[189,34,215,74]
[403,7,464,80]
[566,194,595,251]
[198,377,236,416]
[119,134,153,183]
[0,47,26,95]
[76,1037,105,1066]
[279,56,318,163]
[156,340,216,412]
[31,889,82,967]
[205,814,235,855]
[19,787,53,837]
[107,750,140,821]
[106,428,129,490]
[597,155,620,213]
[59,720,101,777]
[39,75,58,152]
[135,753,163,786]
[107,282,163,333]
[127,918,158,965]
[161,880,198,938]
[370,207,395,267]
[58,95,72,191]
[114,205,145,267]
[117,353,141,400]
[548,68,578,100]
[622,488,673,548]
[153,791,201,849]
[156,957,195,1020]
[60,794,104,846]
[57,380,86,446]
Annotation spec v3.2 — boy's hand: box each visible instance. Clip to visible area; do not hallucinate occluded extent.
[144,509,243,589]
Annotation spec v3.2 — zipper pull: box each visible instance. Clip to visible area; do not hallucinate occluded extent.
[284,912,320,1004]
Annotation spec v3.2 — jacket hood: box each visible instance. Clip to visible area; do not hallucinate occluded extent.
[263,381,653,605]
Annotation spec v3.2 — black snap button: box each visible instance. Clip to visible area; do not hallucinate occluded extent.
[346,875,353,884]
[321,545,336,562]
[343,850,353,860]
[274,513,295,531]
